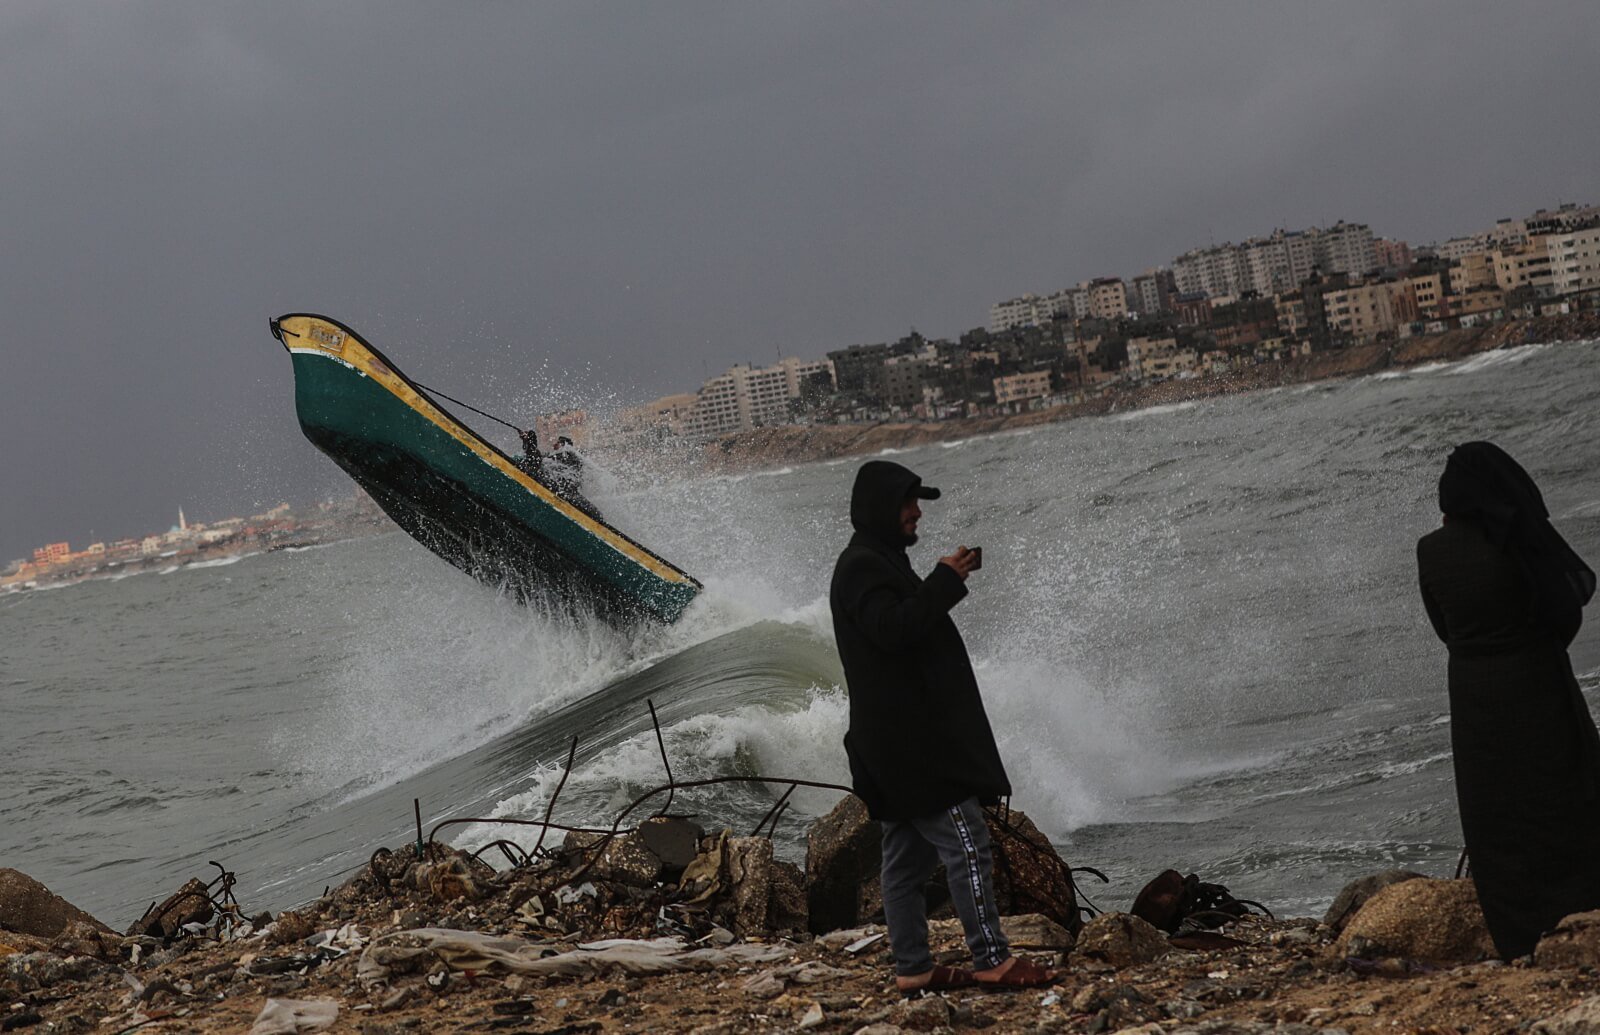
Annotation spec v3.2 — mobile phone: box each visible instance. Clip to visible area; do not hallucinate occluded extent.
[968,546,983,569]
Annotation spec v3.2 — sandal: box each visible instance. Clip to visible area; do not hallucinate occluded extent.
[975,956,1060,990]
[898,964,977,997]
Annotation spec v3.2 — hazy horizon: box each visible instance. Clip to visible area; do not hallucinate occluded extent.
[4,2,1598,561]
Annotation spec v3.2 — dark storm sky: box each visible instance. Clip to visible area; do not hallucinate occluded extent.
[3,2,1597,560]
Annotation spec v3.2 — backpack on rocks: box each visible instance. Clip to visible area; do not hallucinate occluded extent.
[1130,869,1271,934]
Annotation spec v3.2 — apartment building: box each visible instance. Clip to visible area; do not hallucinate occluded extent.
[1320,280,1414,341]
[1087,277,1128,320]
[1492,238,1554,297]
[1125,336,1196,381]
[881,346,939,409]
[1545,225,1600,296]
[1374,238,1412,269]
[1131,269,1174,315]
[682,357,835,438]
[1172,223,1377,300]
[992,370,1053,407]
[614,393,699,441]
[1452,251,1497,293]
[988,294,1053,332]
[1409,273,1447,319]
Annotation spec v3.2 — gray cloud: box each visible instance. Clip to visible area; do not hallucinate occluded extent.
[3,2,1597,558]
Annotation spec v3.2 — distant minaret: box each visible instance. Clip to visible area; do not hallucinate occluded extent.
[179,507,187,531]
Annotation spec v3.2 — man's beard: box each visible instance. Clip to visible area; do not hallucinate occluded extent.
[902,531,918,546]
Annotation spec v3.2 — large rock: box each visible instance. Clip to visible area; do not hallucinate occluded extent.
[767,859,809,935]
[985,809,1082,935]
[127,878,214,940]
[638,817,704,878]
[1334,877,1494,962]
[805,795,881,934]
[1073,912,1169,968]
[1322,870,1426,934]
[726,837,774,936]
[1536,910,1600,969]
[1533,994,1600,1035]
[0,869,111,939]
[563,831,664,888]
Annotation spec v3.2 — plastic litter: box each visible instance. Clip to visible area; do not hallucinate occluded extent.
[555,882,598,905]
[248,997,339,1034]
[357,928,792,983]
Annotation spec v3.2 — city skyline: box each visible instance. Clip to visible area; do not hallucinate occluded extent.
[4,3,1599,562]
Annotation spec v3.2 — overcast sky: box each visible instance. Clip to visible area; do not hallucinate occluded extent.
[3,2,1597,560]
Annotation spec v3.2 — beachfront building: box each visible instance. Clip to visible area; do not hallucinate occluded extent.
[880,346,940,410]
[1125,336,1197,382]
[681,357,836,439]
[1452,251,1497,293]
[992,370,1053,409]
[1545,225,1600,297]
[31,542,69,565]
[1320,280,1416,341]
[1410,272,1448,320]
[611,393,699,443]
[1491,239,1555,298]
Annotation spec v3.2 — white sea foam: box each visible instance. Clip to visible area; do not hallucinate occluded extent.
[1113,400,1198,422]
[454,687,852,851]
[1448,343,1550,375]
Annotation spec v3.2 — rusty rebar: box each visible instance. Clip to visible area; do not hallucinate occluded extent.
[532,736,580,859]
[750,783,798,838]
[646,699,675,817]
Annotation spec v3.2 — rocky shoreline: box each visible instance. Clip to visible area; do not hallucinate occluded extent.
[9,796,1600,1034]
[686,313,1600,475]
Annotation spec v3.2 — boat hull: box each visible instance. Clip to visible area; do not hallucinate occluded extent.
[274,314,700,624]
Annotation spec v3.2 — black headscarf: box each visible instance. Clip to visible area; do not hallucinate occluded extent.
[1439,441,1596,621]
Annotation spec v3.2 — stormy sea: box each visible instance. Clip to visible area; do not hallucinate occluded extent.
[5,338,1600,930]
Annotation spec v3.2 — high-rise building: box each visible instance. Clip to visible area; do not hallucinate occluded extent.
[1130,269,1173,316]
[1087,278,1128,320]
[1545,225,1600,297]
[682,357,836,438]
[1172,222,1378,299]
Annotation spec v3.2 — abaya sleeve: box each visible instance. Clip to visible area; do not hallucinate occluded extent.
[1418,543,1450,643]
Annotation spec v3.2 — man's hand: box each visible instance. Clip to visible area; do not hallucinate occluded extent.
[938,546,980,581]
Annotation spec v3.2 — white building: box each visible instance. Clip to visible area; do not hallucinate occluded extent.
[1545,225,1600,297]
[682,357,836,438]
[1172,222,1377,299]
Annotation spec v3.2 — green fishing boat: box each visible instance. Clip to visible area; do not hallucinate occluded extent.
[271,313,701,624]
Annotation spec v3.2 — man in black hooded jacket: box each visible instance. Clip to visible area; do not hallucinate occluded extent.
[830,459,1056,993]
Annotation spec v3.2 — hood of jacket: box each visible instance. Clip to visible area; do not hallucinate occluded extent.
[850,460,935,548]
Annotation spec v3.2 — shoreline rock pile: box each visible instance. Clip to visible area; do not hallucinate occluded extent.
[8,801,1600,1033]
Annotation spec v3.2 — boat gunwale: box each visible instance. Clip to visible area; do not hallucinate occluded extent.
[271,312,701,594]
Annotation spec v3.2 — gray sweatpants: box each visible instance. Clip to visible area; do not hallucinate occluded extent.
[879,796,1010,975]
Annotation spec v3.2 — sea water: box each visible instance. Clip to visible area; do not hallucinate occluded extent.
[4,339,1599,926]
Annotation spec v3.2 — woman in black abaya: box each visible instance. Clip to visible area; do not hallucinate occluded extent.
[1417,441,1600,959]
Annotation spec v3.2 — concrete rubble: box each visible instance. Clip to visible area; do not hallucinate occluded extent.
[3,801,1600,1032]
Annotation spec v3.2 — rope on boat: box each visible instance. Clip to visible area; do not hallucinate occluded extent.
[411,380,527,434]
